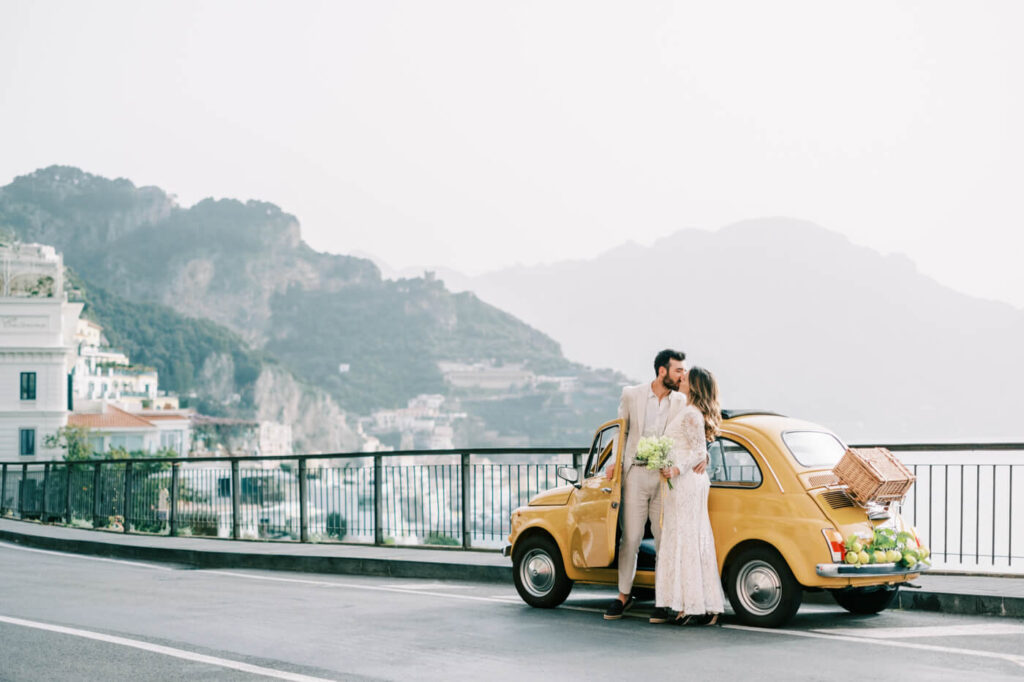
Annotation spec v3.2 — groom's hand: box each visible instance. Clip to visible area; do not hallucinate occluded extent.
[692,456,709,475]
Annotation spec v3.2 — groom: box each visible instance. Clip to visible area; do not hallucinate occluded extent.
[604,349,706,623]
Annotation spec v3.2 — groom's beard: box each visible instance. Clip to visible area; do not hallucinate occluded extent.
[662,377,679,392]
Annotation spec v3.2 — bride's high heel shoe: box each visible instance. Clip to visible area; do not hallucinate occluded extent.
[675,613,720,626]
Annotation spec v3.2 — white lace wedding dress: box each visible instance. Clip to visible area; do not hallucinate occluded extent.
[655,404,725,615]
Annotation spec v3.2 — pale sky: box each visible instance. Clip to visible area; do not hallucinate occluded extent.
[2,1,1022,308]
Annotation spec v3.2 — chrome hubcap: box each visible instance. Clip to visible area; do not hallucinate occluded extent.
[519,548,556,597]
[737,559,782,616]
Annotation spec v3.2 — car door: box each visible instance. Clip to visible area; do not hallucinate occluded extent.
[568,419,625,569]
[707,434,766,570]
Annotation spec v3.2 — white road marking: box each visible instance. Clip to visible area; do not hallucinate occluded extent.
[0,542,173,571]
[385,582,477,590]
[205,571,644,616]
[725,624,1024,669]
[204,570,516,604]
[0,614,335,682]
[813,623,1024,639]
[13,548,1021,669]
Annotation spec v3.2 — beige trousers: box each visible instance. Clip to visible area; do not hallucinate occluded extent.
[617,464,664,595]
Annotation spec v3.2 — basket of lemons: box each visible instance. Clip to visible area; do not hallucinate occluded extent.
[843,528,930,568]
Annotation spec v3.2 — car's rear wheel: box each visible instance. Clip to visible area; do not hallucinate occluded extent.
[830,586,899,614]
[512,535,573,608]
[725,546,802,627]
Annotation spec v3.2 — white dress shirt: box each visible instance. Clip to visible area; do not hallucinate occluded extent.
[642,386,672,439]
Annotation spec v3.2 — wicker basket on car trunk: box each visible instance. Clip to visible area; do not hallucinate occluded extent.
[833,447,915,505]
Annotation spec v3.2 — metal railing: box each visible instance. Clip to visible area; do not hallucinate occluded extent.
[0,448,585,550]
[1,443,1021,572]
[852,443,1024,573]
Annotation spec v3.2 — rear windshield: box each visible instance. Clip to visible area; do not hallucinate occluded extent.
[782,431,847,468]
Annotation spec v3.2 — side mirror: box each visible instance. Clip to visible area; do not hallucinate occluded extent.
[556,466,580,485]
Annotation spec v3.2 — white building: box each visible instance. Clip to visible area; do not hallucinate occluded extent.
[367,393,461,450]
[438,361,534,390]
[67,403,193,456]
[190,416,293,458]
[73,319,175,410]
[0,242,82,461]
[534,375,580,393]
[407,394,445,413]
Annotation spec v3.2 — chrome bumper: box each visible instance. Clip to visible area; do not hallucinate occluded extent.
[816,562,926,578]
[502,544,512,558]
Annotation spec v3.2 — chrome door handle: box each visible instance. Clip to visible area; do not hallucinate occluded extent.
[601,487,613,494]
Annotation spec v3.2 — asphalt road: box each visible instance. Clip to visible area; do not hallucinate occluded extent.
[1,541,1023,681]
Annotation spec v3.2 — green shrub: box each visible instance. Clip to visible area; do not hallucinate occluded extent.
[425,532,460,546]
[326,512,347,540]
[178,513,218,537]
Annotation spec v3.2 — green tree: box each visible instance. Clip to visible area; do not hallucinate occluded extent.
[45,425,95,461]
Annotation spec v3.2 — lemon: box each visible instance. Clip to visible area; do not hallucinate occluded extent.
[858,551,870,565]
[873,550,887,564]
[887,550,902,563]
[851,541,863,553]
[845,552,859,564]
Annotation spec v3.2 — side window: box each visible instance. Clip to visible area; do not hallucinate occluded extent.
[20,372,37,400]
[708,438,762,487]
[584,424,621,478]
[20,428,36,456]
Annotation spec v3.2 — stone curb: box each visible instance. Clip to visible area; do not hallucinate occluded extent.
[0,528,513,583]
[895,589,1024,618]
[4,525,1022,618]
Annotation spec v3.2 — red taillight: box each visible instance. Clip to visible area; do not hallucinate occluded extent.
[822,528,845,562]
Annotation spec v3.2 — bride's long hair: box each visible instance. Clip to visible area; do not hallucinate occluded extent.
[688,367,722,442]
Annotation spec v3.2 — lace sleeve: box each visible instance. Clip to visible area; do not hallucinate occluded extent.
[667,407,708,471]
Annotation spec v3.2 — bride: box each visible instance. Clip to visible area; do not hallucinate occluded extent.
[655,366,725,625]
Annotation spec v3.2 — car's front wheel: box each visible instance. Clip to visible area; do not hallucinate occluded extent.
[830,586,899,614]
[725,546,802,627]
[512,535,573,608]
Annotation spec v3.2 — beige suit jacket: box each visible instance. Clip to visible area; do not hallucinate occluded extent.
[618,383,688,467]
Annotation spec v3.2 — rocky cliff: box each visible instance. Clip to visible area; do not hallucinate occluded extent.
[1,166,621,446]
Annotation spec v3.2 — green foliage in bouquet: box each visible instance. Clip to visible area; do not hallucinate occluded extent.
[635,436,675,489]
[841,527,931,568]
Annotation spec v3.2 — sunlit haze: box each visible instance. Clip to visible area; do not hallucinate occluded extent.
[2,1,1021,307]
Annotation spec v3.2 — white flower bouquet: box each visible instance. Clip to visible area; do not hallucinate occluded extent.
[635,435,675,489]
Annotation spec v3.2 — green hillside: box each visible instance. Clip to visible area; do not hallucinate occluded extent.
[0,166,624,445]
[267,278,571,412]
[70,273,266,416]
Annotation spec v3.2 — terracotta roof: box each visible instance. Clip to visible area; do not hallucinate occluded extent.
[139,413,191,421]
[68,405,155,429]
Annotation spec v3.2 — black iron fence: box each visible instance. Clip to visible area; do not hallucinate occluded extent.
[1,443,1021,571]
[854,443,1023,572]
[0,449,584,549]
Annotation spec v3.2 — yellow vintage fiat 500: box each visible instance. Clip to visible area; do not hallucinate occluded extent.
[503,410,925,627]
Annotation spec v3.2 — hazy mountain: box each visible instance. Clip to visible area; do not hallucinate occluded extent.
[0,166,625,446]
[420,219,1024,442]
